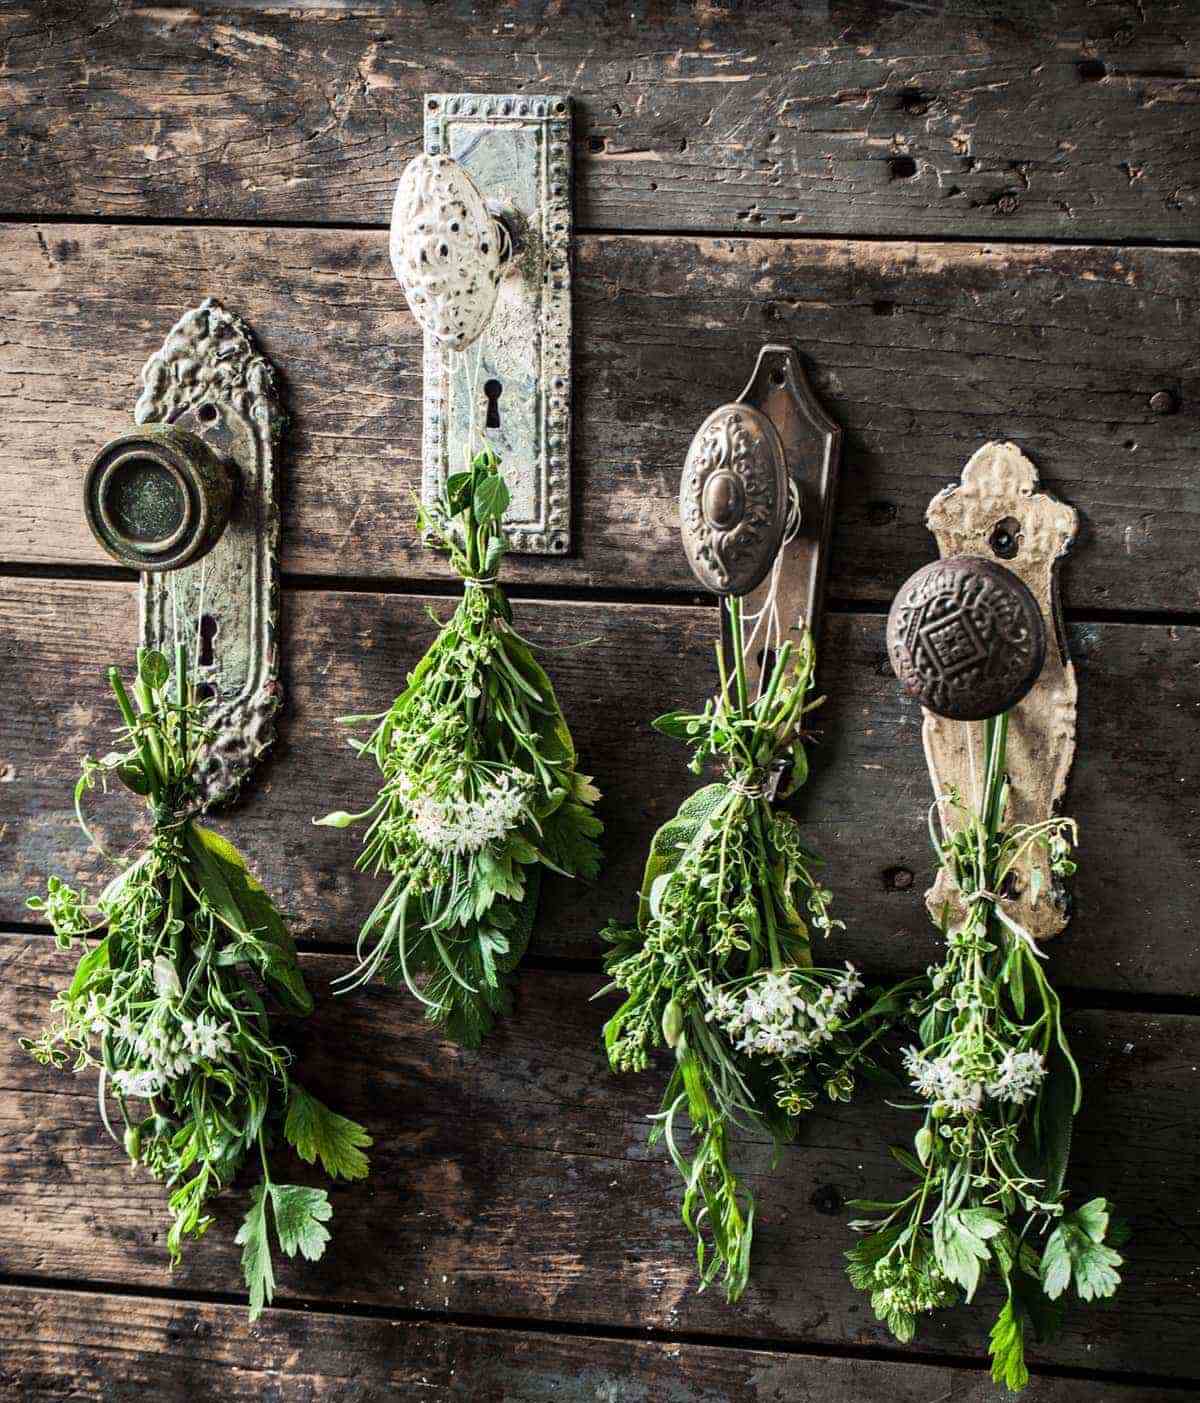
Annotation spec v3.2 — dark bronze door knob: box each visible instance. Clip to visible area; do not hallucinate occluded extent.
[887,555,1046,720]
[84,425,235,572]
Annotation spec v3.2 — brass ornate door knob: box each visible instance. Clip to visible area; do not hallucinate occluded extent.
[886,555,1047,722]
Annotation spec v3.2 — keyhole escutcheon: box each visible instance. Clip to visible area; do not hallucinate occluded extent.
[483,378,503,430]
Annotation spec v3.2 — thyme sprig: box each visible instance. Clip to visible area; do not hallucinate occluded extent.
[24,647,370,1319]
[601,600,906,1302]
[846,712,1122,1390]
[316,447,602,1046]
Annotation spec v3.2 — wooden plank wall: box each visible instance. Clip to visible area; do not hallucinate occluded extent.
[1,3,1198,1399]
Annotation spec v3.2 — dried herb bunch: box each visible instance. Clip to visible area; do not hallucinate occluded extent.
[846,712,1122,1391]
[24,647,370,1319]
[601,599,904,1302]
[317,447,602,1046]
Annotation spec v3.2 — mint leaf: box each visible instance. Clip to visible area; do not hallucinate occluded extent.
[234,1182,275,1321]
[269,1184,332,1262]
[989,1297,1030,1392]
[285,1086,372,1182]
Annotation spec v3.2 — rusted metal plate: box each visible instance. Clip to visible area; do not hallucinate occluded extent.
[916,442,1079,941]
[887,556,1046,722]
[134,298,284,808]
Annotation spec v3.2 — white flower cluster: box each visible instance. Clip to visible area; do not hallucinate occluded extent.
[406,768,531,855]
[903,1044,1046,1116]
[110,1009,233,1101]
[706,964,863,1059]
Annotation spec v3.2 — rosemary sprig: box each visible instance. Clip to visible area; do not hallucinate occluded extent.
[316,446,602,1046]
[601,602,905,1302]
[25,648,370,1319]
[845,713,1122,1390]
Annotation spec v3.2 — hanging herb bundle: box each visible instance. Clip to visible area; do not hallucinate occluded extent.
[316,446,602,1046]
[845,712,1122,1391]
[601,599,907,1302]
[23,647,371,1319]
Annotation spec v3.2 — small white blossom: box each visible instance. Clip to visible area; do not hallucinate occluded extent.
[408,769,531,854]
[986,1048,1046,1104]
[152,956,182,1000]
[181,1012,232,1063]
[112,1067,162,1099]
[706,964,861,1062]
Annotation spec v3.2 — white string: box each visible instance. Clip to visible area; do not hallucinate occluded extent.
[738,479,803,700]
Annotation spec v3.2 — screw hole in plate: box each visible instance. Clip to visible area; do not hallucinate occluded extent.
[197,402,218,425]
[989,516,1022,560]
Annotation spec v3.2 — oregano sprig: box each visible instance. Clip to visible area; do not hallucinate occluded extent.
[24,647,370,1319]
[600,599,907,1301]
[844,712,1122,1390]
[316,446,602,1046]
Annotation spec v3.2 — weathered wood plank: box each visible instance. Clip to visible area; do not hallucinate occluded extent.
[1,3,1197,241]
[2,942,1197,1376]
[1,225,1197,612]
[0,1284,1176,1403]
[1,579,1197,998]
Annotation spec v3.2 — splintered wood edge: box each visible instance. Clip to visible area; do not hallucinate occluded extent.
[922,441,1079,940]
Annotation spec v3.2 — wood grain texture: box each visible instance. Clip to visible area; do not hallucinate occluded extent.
[0,1284,1178,1403]
[1,2,1198,241]
[1,224,1198,612]
[0,579,1197,998]
[2,940,1197,1376]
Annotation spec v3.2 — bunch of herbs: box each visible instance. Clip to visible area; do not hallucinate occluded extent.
[24,647,371,1319]
[601,601,906,1301]
[845,711,1122,1390]
[316,446,602,1045]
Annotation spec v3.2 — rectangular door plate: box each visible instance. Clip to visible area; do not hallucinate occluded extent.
[422,92,573,554]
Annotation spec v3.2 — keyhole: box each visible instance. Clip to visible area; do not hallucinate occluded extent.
[198,613,218,668]
[483,378,503,430]
[989,516,1022,560]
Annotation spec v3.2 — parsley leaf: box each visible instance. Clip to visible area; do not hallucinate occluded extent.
[235,1183,275,1322]
[285,1086,372,1181]
[933,1207,1003,1300]
[1041,1198,1124,1302]
[269,1184,333,1261]
[989,1297,1030,1392]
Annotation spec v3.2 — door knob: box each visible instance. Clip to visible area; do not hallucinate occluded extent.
[84,425,235,572]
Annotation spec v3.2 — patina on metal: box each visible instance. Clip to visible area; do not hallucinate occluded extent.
[396,93,572,555]
[680,402,788,596]
[887,555,1046,722]
[84,426,235,572]
[90,298,285,808]
[905,441,1080,943]
[682,345,842,694]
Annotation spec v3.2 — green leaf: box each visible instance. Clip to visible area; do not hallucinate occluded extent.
[988,1297,1030,1392]
[1041,1199,1123,1302]
[188,824,313,1015]
[68,937,110,1000]
[234,1182,275,1321]
[474,471,510,524]
[269,1184,332,1262]
[285,1086,372,1182]
[933,1208,1000,1301]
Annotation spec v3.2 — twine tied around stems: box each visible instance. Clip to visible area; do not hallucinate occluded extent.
[955,880,1049,961]
[462,575,499,590]
[728,772,767,800]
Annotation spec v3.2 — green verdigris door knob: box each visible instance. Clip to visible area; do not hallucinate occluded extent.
[84,424,235,572]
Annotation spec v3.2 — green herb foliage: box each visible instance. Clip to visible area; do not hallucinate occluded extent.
[845,712,1121,1389]
[601,600,906,1302]
[316,447,602,1046]
[24,647,370,1319]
